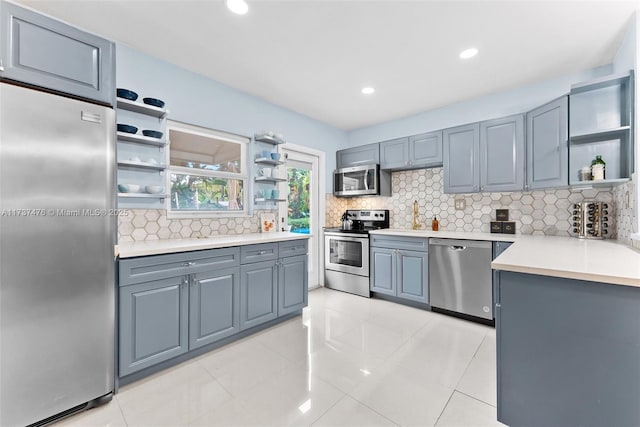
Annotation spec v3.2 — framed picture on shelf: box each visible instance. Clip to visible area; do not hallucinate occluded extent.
[260,212,277,233]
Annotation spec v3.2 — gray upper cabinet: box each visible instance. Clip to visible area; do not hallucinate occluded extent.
[380,137,409,170]
[119,275,189,377]
[568,73,634,186]
[443,123,480,193]
[336,143,380,169]
[480,115,525,192]
[189,267,240,350]
[410,131,443,168]
[526,96,568,189]
[0,2,115,105]
[380,131,443,170]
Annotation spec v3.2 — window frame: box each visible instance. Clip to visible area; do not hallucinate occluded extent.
[165,120,249,219]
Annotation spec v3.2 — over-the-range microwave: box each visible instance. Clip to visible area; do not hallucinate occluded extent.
[333,164,391,197]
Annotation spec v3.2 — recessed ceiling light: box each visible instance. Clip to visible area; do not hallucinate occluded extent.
[459,48,478,59]
[361,87,375,95]
[226,0,249,15]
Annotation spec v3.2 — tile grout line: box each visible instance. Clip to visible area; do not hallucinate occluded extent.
[454,389,497,409]
[452,330,490,391]
[433,388,457,427]
[308,392,348,426]
[346,394,404,427]
[112,395,130,427]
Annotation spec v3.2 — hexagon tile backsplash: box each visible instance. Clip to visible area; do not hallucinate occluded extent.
[118,210,267,242]
[326,168,628,240]
[118,169,635,244]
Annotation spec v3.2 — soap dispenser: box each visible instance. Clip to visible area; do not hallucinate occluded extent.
[432,217,439,231]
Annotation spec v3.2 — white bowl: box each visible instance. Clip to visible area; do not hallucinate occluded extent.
[145,185,165,194]
[118,184,141,193]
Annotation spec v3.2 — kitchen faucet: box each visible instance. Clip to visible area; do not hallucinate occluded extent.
[412,200,422,230]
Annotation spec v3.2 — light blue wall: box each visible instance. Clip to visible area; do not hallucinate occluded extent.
[613,14,636,74]
[347,65,613,146]
[116,44,347,189]
[612,13,639,237]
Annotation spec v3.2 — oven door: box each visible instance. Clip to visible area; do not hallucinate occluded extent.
[324,233,370,277]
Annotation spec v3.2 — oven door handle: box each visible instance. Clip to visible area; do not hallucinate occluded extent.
[324,233,368,241]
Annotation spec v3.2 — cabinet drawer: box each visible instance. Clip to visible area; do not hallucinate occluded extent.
[278,239,308,258]
[370,235,428,252]
[240,243,278,264]
[120,247,240,286]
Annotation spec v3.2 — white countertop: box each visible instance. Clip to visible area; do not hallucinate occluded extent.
[369,228,517,242]
[117,232,310,258]
[367,228,640,287]
[491,235,640,288]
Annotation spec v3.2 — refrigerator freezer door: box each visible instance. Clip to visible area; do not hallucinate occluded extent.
[0,83,115,426]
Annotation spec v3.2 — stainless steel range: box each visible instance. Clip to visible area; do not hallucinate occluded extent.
[324,210,389,297]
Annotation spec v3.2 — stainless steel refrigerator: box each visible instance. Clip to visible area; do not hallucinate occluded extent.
[0,82,115,426]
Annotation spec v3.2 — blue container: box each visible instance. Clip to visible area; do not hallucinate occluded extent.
[117,124,138,134]
[142,130,163,139]
[143,97,165,108]
[116,88,138,101]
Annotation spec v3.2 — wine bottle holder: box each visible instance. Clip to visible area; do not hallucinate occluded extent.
[571,201,612,239]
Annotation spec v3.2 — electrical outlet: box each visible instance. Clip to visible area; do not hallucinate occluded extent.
[454,198,466,210]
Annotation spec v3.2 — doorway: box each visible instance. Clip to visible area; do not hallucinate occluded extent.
[278,144,324,289]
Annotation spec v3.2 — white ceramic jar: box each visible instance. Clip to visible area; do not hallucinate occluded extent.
[591,164,605,180]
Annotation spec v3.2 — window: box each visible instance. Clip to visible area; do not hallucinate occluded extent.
[166,121,248,217]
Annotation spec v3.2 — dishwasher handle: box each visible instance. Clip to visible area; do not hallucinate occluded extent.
[449,245,466,251]
[429,238,492,249]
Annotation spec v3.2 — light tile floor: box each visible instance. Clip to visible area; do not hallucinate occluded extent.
[55,287,505,427]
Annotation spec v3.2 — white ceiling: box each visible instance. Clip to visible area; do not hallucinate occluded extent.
[18,0,638,130]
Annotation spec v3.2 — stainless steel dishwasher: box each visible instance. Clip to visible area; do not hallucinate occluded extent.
[429,238,493,320]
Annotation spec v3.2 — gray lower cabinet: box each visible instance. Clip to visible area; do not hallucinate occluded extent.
[118,239,308,378]
[370,247,396,295]
[443,123,480,193]
[119,275,189,377]
[492,241,513,308]
[336,143,380,169]
[0,2,115,105]
[396,250,429,303]
[480,115,525,192]
[278,255,308,316]
[496,271,640,426]
[526,96,568,189]
[370,236,428,304]
[240,260,278,330]
[189,267,240,350]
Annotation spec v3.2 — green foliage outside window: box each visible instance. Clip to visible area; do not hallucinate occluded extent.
[288,168,310,232]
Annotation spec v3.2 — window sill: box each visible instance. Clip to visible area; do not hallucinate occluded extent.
[167,211,251,220]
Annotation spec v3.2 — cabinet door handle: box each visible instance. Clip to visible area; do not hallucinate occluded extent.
[258,251,266,255]
[182,261,196,266]
[181,277,188,287]
[192,279,199,287]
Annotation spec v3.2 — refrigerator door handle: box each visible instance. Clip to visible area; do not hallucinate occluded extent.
[81,111,103,123]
